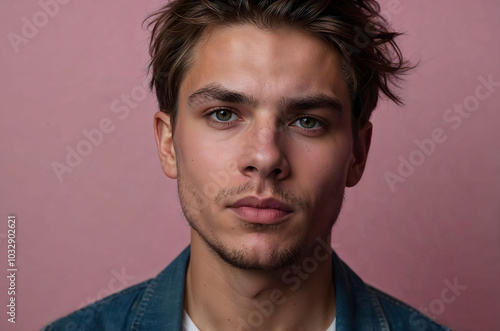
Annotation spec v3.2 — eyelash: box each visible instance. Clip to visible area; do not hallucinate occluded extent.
[204,108,327,132]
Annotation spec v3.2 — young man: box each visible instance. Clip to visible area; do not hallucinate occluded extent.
[45,1,449,330]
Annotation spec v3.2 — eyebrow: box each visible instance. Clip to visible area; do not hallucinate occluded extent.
[280,94,343,114]
[188,83,258,107]
[187,83,343,113]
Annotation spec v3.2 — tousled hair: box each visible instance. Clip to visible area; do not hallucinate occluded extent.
[146,0,413,134]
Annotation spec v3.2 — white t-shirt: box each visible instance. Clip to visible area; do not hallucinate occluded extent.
[183,311,336,331]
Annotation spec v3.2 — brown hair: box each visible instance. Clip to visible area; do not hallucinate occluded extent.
[146,0,413,134]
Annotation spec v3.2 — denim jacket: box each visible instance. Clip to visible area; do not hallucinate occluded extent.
[43,247,450,330]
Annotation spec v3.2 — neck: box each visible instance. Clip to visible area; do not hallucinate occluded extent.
[184,231,336,331]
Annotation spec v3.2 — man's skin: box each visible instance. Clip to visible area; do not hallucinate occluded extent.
[154,24,372,330]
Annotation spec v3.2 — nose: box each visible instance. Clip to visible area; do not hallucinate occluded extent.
[238,123,290,181]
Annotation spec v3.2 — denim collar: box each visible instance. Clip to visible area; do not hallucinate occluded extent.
[130,246,389,331]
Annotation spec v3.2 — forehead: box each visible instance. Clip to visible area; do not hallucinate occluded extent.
[181,24,350,108]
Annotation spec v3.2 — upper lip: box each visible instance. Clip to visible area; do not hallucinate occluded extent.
[229,196,293,212]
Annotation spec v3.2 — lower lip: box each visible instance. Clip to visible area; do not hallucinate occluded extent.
[229,207,291,224]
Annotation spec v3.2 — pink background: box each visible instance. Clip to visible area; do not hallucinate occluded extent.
[1,0,499,330]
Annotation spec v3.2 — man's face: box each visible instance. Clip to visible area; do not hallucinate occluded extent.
[155,24,370,270]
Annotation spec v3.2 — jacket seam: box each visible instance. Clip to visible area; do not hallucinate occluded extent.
[366,284,391,331]
[130,275,160,331]
[368,285,424,314]
[87,280,151,307]
[366,285,450,330]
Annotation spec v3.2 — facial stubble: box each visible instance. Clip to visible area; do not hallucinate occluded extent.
[176,167,345,271]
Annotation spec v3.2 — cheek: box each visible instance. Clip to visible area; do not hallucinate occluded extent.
[174,122,206,182]
[174,131,223,221]
[292,141,351,201]
[175,126,236,192]
[311,147,348,176]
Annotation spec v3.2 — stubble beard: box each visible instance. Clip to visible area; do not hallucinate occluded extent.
[176,171,344,271]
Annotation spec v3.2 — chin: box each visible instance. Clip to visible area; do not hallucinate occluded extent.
[217,246,305,271]
[201,229,306,271]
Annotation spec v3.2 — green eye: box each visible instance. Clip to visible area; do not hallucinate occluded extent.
[211,109,236,122]
[295,117,319,129]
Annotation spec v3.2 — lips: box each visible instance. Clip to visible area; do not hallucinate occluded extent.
[229,196,293,224]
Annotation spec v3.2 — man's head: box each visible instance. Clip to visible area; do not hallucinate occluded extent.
[149,0,410,271]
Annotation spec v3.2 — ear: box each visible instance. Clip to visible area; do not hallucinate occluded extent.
[154,111,178,179]
[346,121,372,187]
